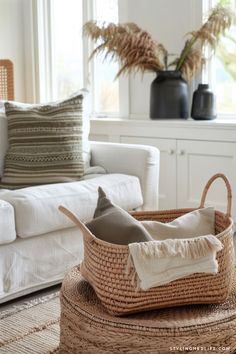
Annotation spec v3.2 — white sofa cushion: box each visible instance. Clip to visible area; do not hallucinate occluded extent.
[0,226,83,303]
[2,173,143,238]
[0,200,16,245]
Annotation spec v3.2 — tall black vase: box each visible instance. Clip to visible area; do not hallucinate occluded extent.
[150,71,189,119]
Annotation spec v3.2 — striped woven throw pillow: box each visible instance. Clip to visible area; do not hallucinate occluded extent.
[1,94,85,189]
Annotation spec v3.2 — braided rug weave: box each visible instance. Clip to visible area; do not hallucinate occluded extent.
[59,266,236,354]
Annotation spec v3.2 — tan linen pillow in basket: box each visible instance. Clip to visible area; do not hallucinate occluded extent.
[86,187,152,245]
[141,207,215,240]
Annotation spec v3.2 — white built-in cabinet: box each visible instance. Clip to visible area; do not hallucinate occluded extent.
[90,119,236,222]
[120,136,177,210]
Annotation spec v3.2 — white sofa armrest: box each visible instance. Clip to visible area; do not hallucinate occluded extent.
[90,141,160,210]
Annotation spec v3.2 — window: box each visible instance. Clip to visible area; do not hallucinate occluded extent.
[34,0,119,116]
[92,0,119,116]
[51,0,84,100]
[204,0,236,115]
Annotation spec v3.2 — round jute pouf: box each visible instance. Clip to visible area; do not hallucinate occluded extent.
[59,266,236,354]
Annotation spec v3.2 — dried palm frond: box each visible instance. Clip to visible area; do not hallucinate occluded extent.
[176,5,235,75]
[83,21,168,77]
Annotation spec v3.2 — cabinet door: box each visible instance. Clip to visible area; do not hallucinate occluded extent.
[177,140,236,220]
[120,136,177,209]
[89,134,109,142]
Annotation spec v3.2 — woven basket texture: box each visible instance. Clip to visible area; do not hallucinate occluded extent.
[59,266,236,354]
[79,174,235,315]
[59,173,235,316]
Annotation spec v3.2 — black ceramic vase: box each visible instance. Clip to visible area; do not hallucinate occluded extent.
[191,84,216,120]
[150,70,189,119]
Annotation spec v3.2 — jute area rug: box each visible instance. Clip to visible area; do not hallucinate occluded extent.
[0,292,60,354]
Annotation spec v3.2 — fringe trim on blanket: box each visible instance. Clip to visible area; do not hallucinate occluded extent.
[128,234,223,260]
[125,235,223,291]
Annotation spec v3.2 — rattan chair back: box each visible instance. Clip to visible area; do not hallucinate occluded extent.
[0,59,14,100]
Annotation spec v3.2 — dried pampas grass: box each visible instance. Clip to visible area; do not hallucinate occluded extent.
[175,5,235,80]
[84,5,235,81]
[84,21,167,77]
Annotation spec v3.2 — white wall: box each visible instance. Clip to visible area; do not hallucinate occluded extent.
[0,0,26,102]
[0,0,203,110]
[119,0,203,118]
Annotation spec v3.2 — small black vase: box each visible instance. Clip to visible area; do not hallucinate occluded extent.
[150,70,189,119]
[191,84,216,120]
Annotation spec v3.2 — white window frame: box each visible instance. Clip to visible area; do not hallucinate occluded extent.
[188,0,205,105]
[202,0,236,119]
[83,0,130,118]
[202,0,218,97]
[23,0,129,118]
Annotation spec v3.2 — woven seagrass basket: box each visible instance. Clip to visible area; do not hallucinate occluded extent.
[59,173,235,316]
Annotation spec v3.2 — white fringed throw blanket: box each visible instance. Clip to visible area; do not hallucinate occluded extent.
[127,235,223,290]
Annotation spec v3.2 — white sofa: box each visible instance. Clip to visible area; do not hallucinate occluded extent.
[0,112,160,303]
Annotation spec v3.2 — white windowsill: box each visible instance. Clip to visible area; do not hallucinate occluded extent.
[90,116,236,129]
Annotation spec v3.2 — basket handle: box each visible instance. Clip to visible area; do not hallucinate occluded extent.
[58,205,95,242]
[199,173,232,218]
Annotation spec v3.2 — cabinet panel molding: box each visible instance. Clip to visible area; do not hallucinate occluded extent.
[177,140,236,220]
